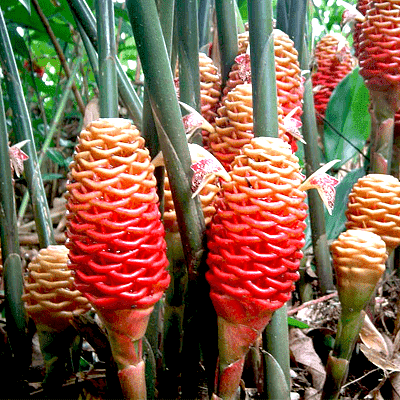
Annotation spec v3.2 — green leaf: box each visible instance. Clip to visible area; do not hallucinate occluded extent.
[18,0,30,14]
[42,173,64,181]
[262,350,291,399]
[324,67,371,168]
[325,167,366,241]
[288,317,309,329]
[46,148,67,167]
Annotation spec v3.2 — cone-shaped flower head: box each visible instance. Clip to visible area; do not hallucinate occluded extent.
[345,173,400,254]
[210,84,287,171]
[206,137,308,327]
[22,245,91,332]
[65,118,170,310]
[331,229,387,314]
[311,33,355,121]
[358,0,400,92]
[224,30,303,125]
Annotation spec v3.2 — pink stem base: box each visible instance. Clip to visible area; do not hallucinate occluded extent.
[96,307,154,400]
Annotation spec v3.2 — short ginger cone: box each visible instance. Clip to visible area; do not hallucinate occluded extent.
[209,83,287,172]
[345,174,400,254]
[206,137,308,399]
[311,33,355,123]
[65,118,170,399]
[22,245,90,332]
[22,245,91,389]
[323,229,387,399]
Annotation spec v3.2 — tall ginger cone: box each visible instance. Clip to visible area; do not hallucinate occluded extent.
[322,229,387,400]
[206,137,308,399]
[65,118,170,399]
[221,29,304,152]
[358,1,400,173]
[345,173,400,255]
[22,245,91,390]
[311,33,355,124]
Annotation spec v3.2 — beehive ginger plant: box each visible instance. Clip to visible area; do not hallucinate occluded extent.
[205,137,338,399]
[65,118,170,399]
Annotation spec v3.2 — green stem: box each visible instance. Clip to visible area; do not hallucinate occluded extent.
[96,0,118,118]
[322,311,365,400]
[177,0,201,112]
[215,0,238,85]
[0,7,55,248]
[247,0,278,138]
[276,0,290,33]
[198,0,213,48]
[291,0,334,294]
[18,55,83,223]
[262,305,291,397]
[126,0,204,276]
[0,55,29,384]
[67,0,143,128]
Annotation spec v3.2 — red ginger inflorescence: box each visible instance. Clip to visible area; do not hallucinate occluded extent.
[353,0,369,59]
[358,0,400,92]
[206,137,308,325]
[311,33,355,122]
[65,118,170,310]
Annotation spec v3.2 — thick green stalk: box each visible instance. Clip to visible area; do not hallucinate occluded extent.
[276,0,290,32]
[0,66,30,387]
[198,0,213,48]
[126,0,205,278]
[290,0,334,294]
[0,7,55,248]
[177,0,201,112]
[96,0,118,118]
[247,0,279,138]
[74,17,100,87]
[302,79,334,293]
[322,311,365,400]
[262,305,291,394]
[215,0,238,85]
[67,0,143,128]
[18,55,84,223]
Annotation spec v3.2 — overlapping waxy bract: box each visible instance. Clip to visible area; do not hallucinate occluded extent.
[22,245,91,331]
[206,137,308,324]
[222,30,304,149]
[163,175,220,233]
[311,33,355,121]
[358,0,400,91]
[65,119,170,310]
[210,84,287,172]
[199,52,222,147]
[345,174,400,254]
[353,0,369,59]
[331,229,387,311]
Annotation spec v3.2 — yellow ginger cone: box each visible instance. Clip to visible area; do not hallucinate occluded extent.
[22,245,91,390]
[210,83,287,171]
[323,229,387,400]
[345,173,400,254]
[22,245,91,332]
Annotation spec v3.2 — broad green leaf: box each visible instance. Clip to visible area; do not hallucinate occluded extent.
[324,67,370,169]
[325,167,365,241]
[288,317,310,329]
[18,0,30,14]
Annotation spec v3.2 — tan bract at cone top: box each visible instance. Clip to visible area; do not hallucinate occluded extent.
[345,174,400,254]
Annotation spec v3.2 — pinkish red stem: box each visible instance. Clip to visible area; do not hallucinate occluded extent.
[97,307,154,400]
